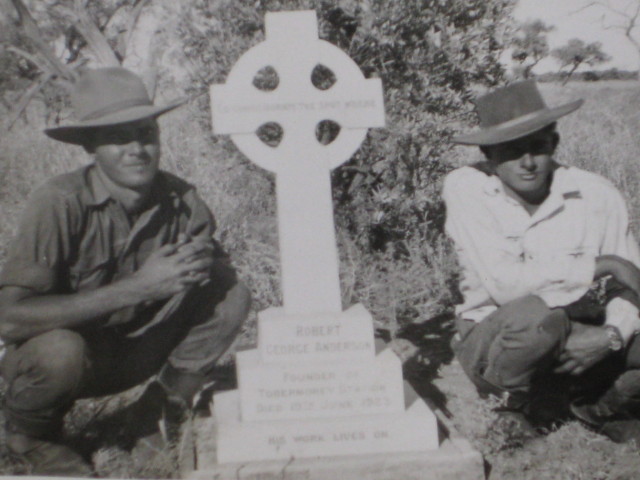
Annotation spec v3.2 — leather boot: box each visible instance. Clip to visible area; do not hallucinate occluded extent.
[157,363,207,408]
[128,365,208,467]
[127,381,189,468]
[6,426,93,477]
[492,392,541,440]
[570,389,640,444]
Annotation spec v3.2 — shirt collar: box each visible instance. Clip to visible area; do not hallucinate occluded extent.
[80,165,180,207]
[81,165,111,206]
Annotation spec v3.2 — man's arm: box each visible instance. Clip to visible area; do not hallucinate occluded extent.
[0,239,214,343]
[598,188,640,342]
[556,184,640,375]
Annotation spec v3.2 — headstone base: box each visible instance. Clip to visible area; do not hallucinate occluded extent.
[213,389,438,463]
[187,417,484,480]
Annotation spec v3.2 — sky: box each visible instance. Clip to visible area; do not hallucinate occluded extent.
[510,0,640,72]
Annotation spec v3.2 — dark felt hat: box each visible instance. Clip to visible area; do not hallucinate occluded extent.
[45,67,185,145]
[452,80,584,146]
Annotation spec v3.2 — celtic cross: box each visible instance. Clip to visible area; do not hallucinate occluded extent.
[210,11,384,315]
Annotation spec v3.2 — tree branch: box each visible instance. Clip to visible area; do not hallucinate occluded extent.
[120,0,152,59]
[5,45,49,73]
[575,1,628,18]
[7,73,53,130]
[58,2,121,66]
[9,0,75,82]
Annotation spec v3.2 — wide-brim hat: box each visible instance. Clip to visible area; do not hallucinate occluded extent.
[45,67,186,145]
[452,80,584,146]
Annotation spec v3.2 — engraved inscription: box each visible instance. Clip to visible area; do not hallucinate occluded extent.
[265,340,372,356]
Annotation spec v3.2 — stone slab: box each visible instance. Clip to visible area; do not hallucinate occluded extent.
[237,346,404,421]
[212,389,438,463]
[189,420,484,480]
[258,304,375,364]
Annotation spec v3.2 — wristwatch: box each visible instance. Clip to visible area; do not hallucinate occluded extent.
[604,325,624,352]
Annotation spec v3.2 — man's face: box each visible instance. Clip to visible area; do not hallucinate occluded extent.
[92,118,161,192]
[485,128,558,204]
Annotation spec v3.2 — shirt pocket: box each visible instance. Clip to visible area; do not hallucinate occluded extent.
[69,253,114,292]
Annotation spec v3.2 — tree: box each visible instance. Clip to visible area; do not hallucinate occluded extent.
[1,0,155,127]
[510,19,554,79]
[176,0,516,253]
[578,0,640,75]
[552,38,611,84]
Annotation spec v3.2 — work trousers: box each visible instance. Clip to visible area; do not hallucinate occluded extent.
[452,256,640,412]
[1,264,250,439]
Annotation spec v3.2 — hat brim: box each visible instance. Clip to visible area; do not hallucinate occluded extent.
[451,99,584,146]
[44,98,186,145]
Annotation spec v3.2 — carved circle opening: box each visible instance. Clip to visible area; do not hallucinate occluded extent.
[256,122,284,147]
[315,120,341,145]
[253,66,279,91]
[311,64,337,90]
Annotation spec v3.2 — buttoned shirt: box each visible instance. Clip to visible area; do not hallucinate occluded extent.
[443,163,640,341]
[0,164,223,334]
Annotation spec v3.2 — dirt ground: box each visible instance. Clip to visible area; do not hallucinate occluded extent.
[396,314,640,480]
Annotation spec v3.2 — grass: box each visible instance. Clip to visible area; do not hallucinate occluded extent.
[1,79,640,478]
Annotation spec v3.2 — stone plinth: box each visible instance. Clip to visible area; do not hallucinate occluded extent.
[258,304,375,363]
[190,442,484,480]
[214,387,438,463]
[237,346,405,422]
[214,303,439,464]
[187,383,484,480]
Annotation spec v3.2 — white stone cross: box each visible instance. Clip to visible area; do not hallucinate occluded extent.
[210,11,384,315]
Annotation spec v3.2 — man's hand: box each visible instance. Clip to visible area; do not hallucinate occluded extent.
[131,236,214,301]
[554,323,611,375]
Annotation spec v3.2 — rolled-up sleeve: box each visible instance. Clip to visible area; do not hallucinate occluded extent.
[0,186,77,293]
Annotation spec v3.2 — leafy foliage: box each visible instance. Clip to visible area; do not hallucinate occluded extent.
[552,38,611,85]
[176,0,515,257]
[510,19,554,79]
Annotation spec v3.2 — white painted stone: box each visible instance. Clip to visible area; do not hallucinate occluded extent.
[213,389,439,464]
[191,436,484,480]
[210,11,384,315]
[237,347,404,422]
[258,304,375,364]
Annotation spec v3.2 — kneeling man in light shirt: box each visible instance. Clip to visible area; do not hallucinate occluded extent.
[444,80,640,442]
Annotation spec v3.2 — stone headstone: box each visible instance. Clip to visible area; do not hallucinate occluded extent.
[188,10,482,480]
